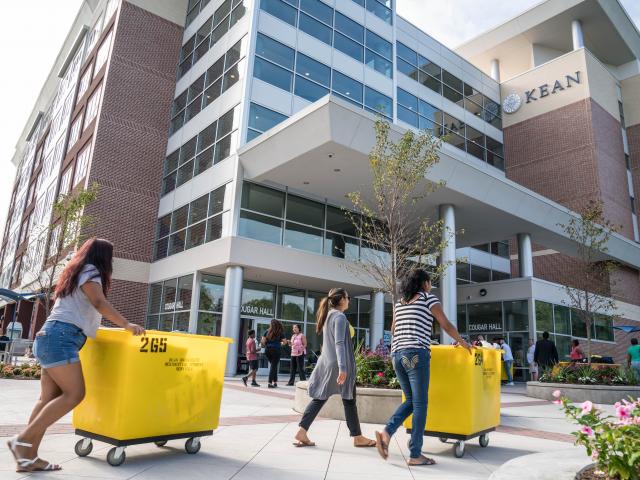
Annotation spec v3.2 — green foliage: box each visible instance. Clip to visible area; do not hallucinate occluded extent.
[354,342,399,389]
[540,363,639,386]
[0,362,41,380]
[558,394,640,479]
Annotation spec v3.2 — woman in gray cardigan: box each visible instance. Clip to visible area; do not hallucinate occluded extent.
[293,288,376,448]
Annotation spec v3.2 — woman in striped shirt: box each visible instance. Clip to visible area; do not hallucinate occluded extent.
[376,269,471,466]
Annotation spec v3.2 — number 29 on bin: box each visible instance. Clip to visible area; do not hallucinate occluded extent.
[140,337,167,353]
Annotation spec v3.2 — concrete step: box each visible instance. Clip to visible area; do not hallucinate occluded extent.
[489,448,590,480]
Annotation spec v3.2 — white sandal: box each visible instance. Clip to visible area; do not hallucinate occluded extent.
[6,436,62,472]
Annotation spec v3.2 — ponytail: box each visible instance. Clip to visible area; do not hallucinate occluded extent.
[316,288,348,333]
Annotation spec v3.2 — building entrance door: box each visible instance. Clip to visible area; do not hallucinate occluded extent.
[506,332,529,382]
[254,319,272,376]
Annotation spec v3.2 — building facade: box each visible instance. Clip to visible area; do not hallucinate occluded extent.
[1,0,639,381]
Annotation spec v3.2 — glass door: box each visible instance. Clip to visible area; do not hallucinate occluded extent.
[507,332,529,382]
[254,319,272,375]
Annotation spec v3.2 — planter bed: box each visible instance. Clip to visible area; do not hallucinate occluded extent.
[526,381,640,404]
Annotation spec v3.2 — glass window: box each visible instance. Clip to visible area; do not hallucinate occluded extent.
[443,84,463,104]
[444,130,465,151]
[147,283,163,314]
[197,312,221,335]
[457,305,467,333]
[161,278,177,312]
[364,87,392,117]
[470,265,491,283]
[277,287,305,321]
[241,281,276,317]
[467,302,503,334]
[504,300,528,331]
[442,70,463,92]
[326,205,357,235]
[334,32,364,62]
[186,221,206,249]
[85,83,103,126]
[535,301,553,333]
[466,140,485,161]
[554,305,571,335]
[418,100,439,123]
[397,58,419,80]
[335,12,364,43]
[214,0,232,25]
[239,211,283,244]
[332,71,363,104]
[206,213,225,241]
[171,204,189,233]
[491,270,510,281]
[365,30,392,60]
[256,33,294,70]
[200,274,224,312]
[300,0,333,25]
[295,53,331,86]
[254,57,292,91]
[209,185,228,215]
[594,314,613,341]
[486,137,503,157]
[260,0,297,26]
[176,275,194,311]
[189,194,209,225]
[157,214,171,239]
[396,42,417,65]
[466,126,484,146]
[365,0,391,24]
[68,114,83,151]
[284,222,323,253]
[365,49,392,77]
[294,75,329,102]
[571,309,587,338]
[206,57,225,86]
[397,88,417,110]
[419,71,441,94]
[456,262,470,283]
[287,194,324,227]
[248,103,288,133]
[397,105,418,127]
[73,144,91,185]
[418,55,441,79]
[299,12,332,45]
[324,231,359,260]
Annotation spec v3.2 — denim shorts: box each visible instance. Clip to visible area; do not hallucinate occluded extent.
[34,320,87,369]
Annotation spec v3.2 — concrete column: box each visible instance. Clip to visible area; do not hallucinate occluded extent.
[490,59,500,82]
[188,271,202,334]
[369,291,385,349]
[439,204,457,345]
[220,265,243,376]
[517,233,534,278]
[571,20,584,50]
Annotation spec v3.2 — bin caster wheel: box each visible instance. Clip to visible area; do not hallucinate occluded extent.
[454,441,465,458]
[439,437,448,443]
[107,447,126,467]
[74,439,93,457]
[185,437,201,454]
[155,441,168,447]
[479,434,489,448]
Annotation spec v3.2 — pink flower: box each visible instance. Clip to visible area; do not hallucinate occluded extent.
[581,401,594,415]
[377,371,385,378]
[616,405,632,420]
[614,402,621,409]
[581,426,594,436]
[553,400,561,405]
[552,390,561,398]
[591,450,599,460]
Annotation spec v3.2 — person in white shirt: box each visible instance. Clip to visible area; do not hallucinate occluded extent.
[497,338,515,385]
[526,339,538,381]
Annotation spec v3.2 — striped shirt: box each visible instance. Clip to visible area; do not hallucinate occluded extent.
[391,292,440,353]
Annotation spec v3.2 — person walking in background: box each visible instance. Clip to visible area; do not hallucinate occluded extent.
[569,339,584,362]
[628,338,640,379]
[287,324,307,386]
[376,269,472,466]
[527,339,538,381]
[497,338,514,386]
[293,288,376,449]
[242,330,260,387]
[261,319,286,388]
[534,331,559,373]
[6,238,144,473]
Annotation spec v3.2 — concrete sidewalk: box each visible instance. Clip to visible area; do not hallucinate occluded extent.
[0,378,592,479]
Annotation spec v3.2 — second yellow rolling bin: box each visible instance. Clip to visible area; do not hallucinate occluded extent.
[72,328,232,466]
[404,345,501,458]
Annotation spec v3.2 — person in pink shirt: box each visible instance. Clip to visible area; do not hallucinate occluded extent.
[287,324,307,386]
[242,330,260,387]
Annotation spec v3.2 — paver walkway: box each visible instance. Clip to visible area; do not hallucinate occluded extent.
[0,378,594,479]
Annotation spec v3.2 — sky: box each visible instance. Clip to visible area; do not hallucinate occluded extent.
[1,0,639,239]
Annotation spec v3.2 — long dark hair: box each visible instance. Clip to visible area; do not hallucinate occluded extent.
[265,319,284,341]
[399,269,431,302]
[316,288,348,334]
[55,238,113,298]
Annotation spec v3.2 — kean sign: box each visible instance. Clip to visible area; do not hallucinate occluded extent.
[502,71,582,114]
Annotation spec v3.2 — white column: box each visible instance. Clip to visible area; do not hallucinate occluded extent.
[439,204,457,345]
[220,265,243,376]
[517,233,533,278]
[571,20,584,50]
[188,271,201,334]
[490,59,501,82]
[369,291,385,349]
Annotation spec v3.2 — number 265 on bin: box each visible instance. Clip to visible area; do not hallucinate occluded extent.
[474,352,483,366]
[139,337,167,353]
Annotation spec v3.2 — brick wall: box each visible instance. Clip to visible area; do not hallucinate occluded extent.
[106,278,148,327]
[588,317,640,365]
[504,98,640,307]
[629,124,640,222]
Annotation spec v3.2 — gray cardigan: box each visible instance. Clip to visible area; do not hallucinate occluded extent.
[307,309,356,400]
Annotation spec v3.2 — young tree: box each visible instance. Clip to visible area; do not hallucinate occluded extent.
[558,200,621,364]
[346,119,455,311]
[27,184,99,319]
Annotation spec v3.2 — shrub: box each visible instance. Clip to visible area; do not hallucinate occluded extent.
[540,363,639,386]
[556,391,640,480]
[355,345,399,389]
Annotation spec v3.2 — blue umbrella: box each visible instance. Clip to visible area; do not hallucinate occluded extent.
[613,325,640,334]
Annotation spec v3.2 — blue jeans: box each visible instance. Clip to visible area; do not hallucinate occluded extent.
[385,348,430,459]
[34,320,87,369]
[504,360,513,383]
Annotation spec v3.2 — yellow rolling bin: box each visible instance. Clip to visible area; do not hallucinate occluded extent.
[404,346,501,458]
[72,329,232,466]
